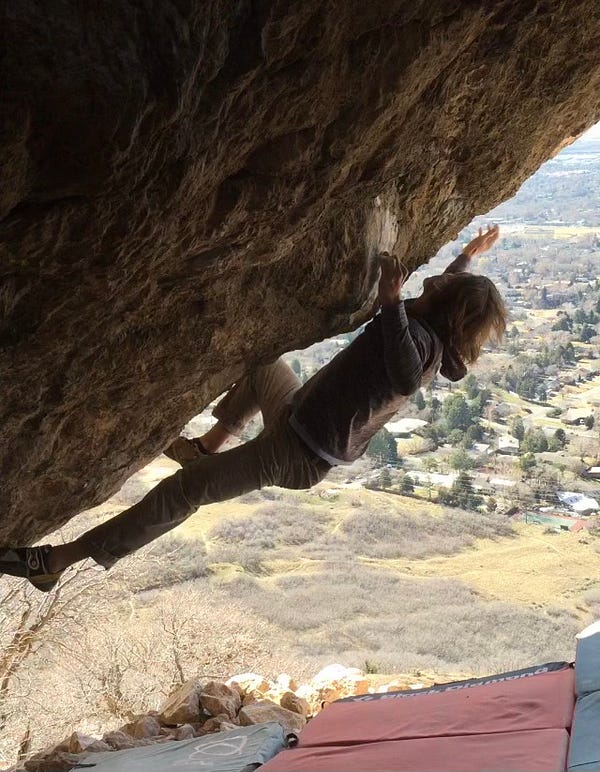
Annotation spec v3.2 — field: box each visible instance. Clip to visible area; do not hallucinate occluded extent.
[388,523,600,616]
[500,224,600,239]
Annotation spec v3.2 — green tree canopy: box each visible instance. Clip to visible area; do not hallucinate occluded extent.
[553,428,567,447]
[520,452,537,474]
[413,390,426,411]
[580,325,595,343]
[400,474,414,494]
[521,428,548,454]
[449,448,475,470]
[367,428,398,465]
[464,374,480,400]
[511,416,525,441]
[443,394,473,431]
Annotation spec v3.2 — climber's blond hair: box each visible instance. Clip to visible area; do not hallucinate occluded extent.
[429,273,507,362]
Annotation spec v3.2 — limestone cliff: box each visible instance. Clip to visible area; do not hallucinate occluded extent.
[2,1,600,541]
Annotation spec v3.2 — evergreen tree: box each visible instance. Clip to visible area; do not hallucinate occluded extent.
[540,287,550,309]
[443,394,472,431]
[552,314,572,332]
[453,472,483,511]
[469,391,489,419]
[367,428,398,465]
[464,374,479,400]
[429,396,441,421]
[511,417,525,441]
[414,390,426,411]
[378,468,392,488]
[520,453,537,475]
[563,343,576,365]
[580,325,595,343]
[521,428,548,453]
[553,428,567,447]
[449,448,474,470]
[537,385,547,402]
[400,474,414,494]
[465,424,483,445]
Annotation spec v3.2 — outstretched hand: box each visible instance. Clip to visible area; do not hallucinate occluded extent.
[463,224,500,258]
[378,253,409,307]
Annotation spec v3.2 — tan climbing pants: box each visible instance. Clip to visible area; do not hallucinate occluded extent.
[79,360,331,568]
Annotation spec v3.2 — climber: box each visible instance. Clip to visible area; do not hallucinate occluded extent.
[0,226,505,591]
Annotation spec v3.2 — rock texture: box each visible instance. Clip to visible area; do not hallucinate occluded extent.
[199,681,242,719]
[24,664,411,771]
[2,2,600,541]
[158,679,202,725]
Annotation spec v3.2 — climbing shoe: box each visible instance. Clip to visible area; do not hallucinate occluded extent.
[0,545,62,593]
[163,436,209,466]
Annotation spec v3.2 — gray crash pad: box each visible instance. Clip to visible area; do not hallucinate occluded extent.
[74,723,286,772]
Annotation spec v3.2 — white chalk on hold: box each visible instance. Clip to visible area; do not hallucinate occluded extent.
[366,194,399,261]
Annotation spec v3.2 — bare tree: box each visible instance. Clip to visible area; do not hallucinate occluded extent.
[0,563,104,764]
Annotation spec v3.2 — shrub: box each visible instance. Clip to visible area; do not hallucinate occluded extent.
[223,564,578,674]
[338,508,513,561]
[584,587,600,616]
[208,504,331,552]
[209,544,266,574]
[119,534,209,592]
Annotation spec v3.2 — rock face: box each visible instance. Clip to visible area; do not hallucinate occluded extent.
[2,2,600,541]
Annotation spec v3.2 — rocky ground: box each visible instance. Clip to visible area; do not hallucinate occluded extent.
[21,665,450,772]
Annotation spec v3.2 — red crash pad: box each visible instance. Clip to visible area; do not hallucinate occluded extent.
[298,665,575,747]
[262,728,570,772]
[262,663,574,772]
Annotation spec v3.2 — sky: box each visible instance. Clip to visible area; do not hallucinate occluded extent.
[581,121,600,139]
